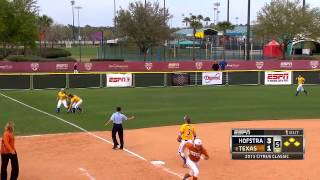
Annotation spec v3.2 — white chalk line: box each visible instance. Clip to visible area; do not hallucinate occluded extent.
[0,92,183,179]
[79,168,96,180]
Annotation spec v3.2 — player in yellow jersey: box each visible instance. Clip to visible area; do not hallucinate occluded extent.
[295,75,308,96]
[68,94,83,113]
[56,89,68,113]
[177,115,196,168]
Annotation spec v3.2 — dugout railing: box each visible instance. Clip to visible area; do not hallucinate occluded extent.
[0,71,319,90]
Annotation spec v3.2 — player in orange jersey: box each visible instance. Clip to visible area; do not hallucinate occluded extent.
[182,139,209,180]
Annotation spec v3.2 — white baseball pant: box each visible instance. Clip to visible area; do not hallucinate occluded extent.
[57,99,68,108]
[297,84,304,92]
[72,99,83,109]
[186,157,200,177]
[178,140,193,157]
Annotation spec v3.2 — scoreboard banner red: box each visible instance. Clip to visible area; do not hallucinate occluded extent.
[231,129,304,160]
[0,60,319,73]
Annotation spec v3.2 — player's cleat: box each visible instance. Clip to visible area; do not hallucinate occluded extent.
[183,173,191,180]
[56,108,60,113]
[72,108,76,113]
[77,107,82,112]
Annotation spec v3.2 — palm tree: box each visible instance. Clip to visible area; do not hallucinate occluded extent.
[187,14,204,60]
[216,21,235,60]
[182,17,190,27]
[204,17,211,27]
[38,15,53,49]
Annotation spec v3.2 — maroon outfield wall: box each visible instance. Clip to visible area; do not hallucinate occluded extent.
[0,60,319,73]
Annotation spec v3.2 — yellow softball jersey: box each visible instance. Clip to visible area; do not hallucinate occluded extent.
[179,124,195,141]
[71,95,81,103]
[297,77,305,85]
[58,92,67,100]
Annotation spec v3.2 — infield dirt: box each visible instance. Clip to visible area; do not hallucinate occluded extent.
[16,119,319,180]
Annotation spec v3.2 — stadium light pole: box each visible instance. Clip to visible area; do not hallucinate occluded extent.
[163,0,166,61]
[227,0,230,22]
[113,0,116,27]
[75,6,82,62]
[71,0,75,44]
[213,2,220,24]
[246,0,251,60]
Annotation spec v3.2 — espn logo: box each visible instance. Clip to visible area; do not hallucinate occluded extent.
[267,73,289,80]
[109,77,130,82]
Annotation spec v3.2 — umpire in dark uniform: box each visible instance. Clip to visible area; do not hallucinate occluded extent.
[105,107,135,150]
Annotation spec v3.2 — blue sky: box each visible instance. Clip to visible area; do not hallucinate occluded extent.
[37,0,320,27]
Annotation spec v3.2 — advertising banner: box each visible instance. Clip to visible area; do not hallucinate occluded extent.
[264,71,292,85]
[172,73,190,86]
[0,60,319,73]
[106,74,132,87]
[202,72,223,85]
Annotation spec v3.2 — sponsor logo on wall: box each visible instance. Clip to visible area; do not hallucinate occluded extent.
[226,63,240,68]
[256,62,264,69]
[265,71,292,85]
[144,62,153,71]
[310,61,319,69]
[0,65,13,70]
[280,62,293,68]
[202,72,223,85]
[168,63,180,69]
[106,74,132,87]
[108,64,129,70]
[30,63,39,71]
[195,62,203,70]
[56,64,69,70]
[84,63,93,71]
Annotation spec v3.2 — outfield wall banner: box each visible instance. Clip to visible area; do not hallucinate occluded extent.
[202,72,223,85]
[172,73,190,86]
[106,74,132,87]
[0,60,320,73]
[264,71,292,85]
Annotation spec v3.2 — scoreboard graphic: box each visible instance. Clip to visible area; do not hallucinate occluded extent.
[231,129,304,160]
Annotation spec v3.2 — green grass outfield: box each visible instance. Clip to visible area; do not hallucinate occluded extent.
[64,47,99,60]
[0,86,319,135]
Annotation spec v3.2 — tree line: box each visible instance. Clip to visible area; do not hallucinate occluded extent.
[0,0,115,58]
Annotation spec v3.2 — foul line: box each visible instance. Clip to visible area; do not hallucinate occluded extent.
[79,168,96,180]
[0,92,183,179]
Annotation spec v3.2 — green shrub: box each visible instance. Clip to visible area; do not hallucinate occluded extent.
[5,55,44,62]
[90,58,124,62]
[40,48,71,58]
[287,55,320,60]
[5,55,76,62]
[51,56,76,62]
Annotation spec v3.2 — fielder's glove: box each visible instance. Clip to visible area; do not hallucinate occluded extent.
[177,136,182,142]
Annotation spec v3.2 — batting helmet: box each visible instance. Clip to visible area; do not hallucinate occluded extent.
[194,139,202,146]
[184,115,191,123]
